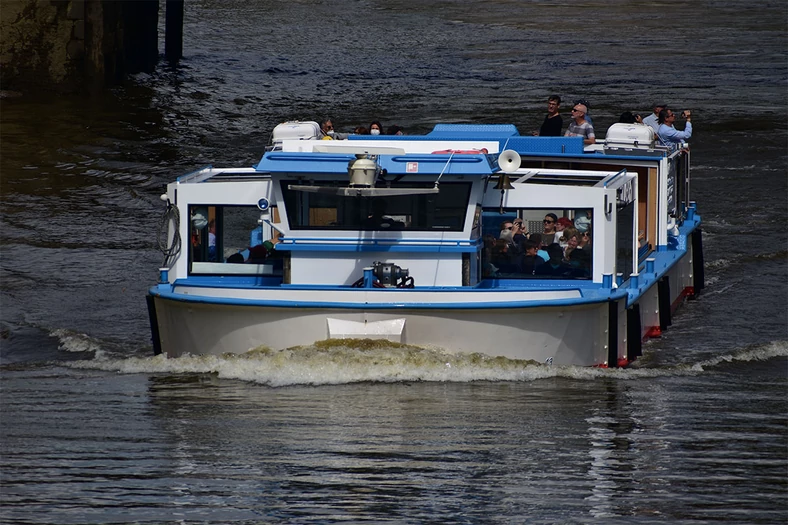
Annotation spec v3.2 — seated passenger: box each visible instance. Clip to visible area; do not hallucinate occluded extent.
[542,214,560,245]
[527,234,550,262]
[535,243,572,277]
[520,239,542,275]
[555,218,573,247]
[561,229,581,260]
[245,234,283,263]
[577,230,592,250]
[226,253,244,264]
[363,200,403,230]
[567,247,592,277]
[369,121,384,135]
[491,239,520,274]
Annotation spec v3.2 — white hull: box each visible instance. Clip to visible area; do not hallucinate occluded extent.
[153,297,611,366]
[150,236,698,367]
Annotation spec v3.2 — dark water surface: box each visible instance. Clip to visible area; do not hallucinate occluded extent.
[1,1,786,523]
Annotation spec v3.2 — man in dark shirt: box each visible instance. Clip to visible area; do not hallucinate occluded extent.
[536,95,563,136]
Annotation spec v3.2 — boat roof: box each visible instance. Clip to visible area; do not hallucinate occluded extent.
[255,123,673,174]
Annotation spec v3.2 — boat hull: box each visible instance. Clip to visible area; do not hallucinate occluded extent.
[150,296,613,366]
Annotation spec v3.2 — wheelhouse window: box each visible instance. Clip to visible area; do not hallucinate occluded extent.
[482,207,593,280]
[189,205,282,276]
[280,180,472,231]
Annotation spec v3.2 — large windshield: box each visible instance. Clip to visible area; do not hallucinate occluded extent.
[280,180,472,231]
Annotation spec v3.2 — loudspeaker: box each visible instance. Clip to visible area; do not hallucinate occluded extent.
[498,149,521,173]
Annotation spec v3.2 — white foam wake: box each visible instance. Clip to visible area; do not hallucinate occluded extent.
[63,338,788,387]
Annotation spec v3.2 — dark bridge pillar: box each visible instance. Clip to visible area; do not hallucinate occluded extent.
[165,0,184,63]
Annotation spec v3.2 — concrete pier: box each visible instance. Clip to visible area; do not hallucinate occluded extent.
[0,0,166,93]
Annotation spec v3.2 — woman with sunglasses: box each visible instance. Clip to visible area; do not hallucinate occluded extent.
[542,213,559,246]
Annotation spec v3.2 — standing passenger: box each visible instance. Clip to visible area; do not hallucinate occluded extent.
[565,104,595,145]
[657,109,692,149]
[642,103,667,133]
[535,95,563,136]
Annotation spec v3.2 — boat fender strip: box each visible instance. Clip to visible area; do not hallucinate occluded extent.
[607,301,619,368]
[691,228,705,298]
[146,295,163,356]
[658,277,672,330]
[627,304,642,361]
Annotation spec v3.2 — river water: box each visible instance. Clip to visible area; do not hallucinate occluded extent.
[1,1,786,523]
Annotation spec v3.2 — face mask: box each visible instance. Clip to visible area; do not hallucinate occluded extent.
[370,129,380,135]
[327,130,335,136]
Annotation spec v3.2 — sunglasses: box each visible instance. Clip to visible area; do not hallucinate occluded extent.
[543,219,554,224]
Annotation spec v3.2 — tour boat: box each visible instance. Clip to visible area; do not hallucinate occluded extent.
[147,122,703,367]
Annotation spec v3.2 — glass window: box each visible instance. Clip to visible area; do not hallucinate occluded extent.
[189,205,282,275]
[482,207,593,280]
[280,181,472,231]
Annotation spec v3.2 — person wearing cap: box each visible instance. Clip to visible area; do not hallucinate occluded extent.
[565,103,596,145]
[643,103,666,132]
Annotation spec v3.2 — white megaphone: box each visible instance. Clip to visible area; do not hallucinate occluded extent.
[498,149,521,174]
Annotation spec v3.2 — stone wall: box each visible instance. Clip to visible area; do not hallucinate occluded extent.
[0,0,159,93]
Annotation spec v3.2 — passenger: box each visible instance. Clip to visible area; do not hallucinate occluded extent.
[520,239,542,275]
[491,239,519,274]
[619,111,643,124]
[562,228,581,260]
[364,199,402,229]
[208,219,217,262]
[573,99,593,127]
[542,213,560,245]
[567,247,592,277]
[499,219,514,242]
[320,118,348,140]
[510,218,528,253]
[387,125,404,135]
[534,95,563,137]
[555,217,573,246]
[369,121,384,135]
[535,243,572,277]
[354,126,370,135]
[527,233,550,262]
[642,103,667,133]
[320,119,335,139]
[657,108,692,149]
[578,229,592,250]
[565,103,596,145]
[483,234,498,277]
[226,253,244,264]
[246,234,283,263]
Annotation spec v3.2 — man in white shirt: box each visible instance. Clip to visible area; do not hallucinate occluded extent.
[642,103,666,133]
